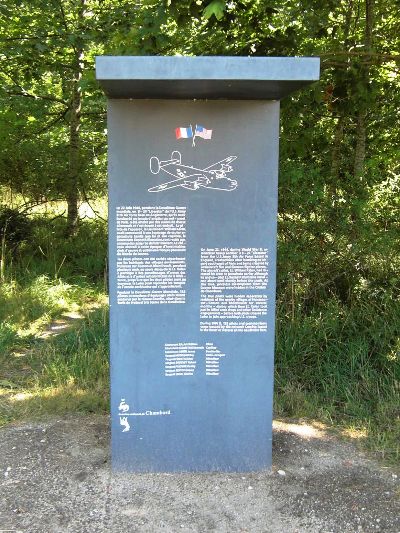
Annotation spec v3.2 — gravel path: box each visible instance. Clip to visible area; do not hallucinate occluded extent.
[0,415,398,532]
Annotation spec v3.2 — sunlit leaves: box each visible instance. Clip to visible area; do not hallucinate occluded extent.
[203,0,226,20]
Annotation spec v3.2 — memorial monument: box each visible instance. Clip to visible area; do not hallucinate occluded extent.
[96,56,320,472]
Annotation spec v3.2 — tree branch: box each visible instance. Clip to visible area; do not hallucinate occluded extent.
[58,0,70,34]
[5,90,67,106]
[0,33,70,42]
[79,177,107,222]
[0,69,68,105]
[81,111,106,116]
[34,110,68,135]
[319,50,400,61]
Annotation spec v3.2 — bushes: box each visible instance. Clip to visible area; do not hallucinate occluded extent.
[0,206,32,249]
[274,164,400,461]
[0,214,108,426]
[274,292,400,461]
[5,215,108,284]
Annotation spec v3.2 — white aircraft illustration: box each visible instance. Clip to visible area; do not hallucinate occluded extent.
[148,151,238,192]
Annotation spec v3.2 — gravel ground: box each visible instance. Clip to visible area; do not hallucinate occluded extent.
[0,415,398,533]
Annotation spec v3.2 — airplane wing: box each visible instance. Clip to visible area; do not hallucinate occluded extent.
[203,156,237,171]
[161,162,204,180]
[148,173,204,192]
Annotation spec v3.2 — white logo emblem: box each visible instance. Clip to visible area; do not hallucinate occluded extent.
[120,416,130,432]
[118,398,129,412]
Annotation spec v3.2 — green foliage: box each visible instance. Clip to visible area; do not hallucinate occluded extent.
[0,214,106,336]
[0,0,133,208]
[274,158,399,461]
[39,308,109,391]
[0,215,108,425]
[0,206,32,248]
[0,308,109,425]
[203,0,226,20]
[25,216,108,282]
[275,294,400,461]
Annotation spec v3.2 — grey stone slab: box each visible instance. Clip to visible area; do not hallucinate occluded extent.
[107,99,278,471]
[95,56,320,99]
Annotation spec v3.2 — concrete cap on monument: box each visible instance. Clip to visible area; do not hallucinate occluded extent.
[95,56,320,99]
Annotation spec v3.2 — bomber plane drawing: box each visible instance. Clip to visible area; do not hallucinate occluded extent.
[148,151,238,192]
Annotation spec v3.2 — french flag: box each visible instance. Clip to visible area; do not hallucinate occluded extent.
[175,126,193,139]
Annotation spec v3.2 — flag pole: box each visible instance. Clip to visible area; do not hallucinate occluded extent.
[192,124,196,147]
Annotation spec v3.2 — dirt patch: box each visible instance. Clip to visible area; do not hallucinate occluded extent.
[0,416,398,532]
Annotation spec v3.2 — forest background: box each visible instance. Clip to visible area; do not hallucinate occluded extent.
[0,0,399,463]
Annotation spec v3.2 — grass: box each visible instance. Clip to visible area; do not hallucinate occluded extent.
[0,307,109,425]
[0,205,399,465]
[0,212,109,425]
[274,292,400,463]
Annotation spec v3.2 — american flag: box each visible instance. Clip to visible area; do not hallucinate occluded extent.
[194,125,212,139]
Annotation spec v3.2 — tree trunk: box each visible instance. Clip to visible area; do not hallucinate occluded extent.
[329,1,352,182]
[331,116,344,181]
[66,50,83,236]
[353,0,373,179]
[353,110,366,178]
[66,4,85,237]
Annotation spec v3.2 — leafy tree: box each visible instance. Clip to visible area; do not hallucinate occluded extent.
[0,0,141,234]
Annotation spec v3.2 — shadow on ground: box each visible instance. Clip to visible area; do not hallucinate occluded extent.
[0,415,398,533]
